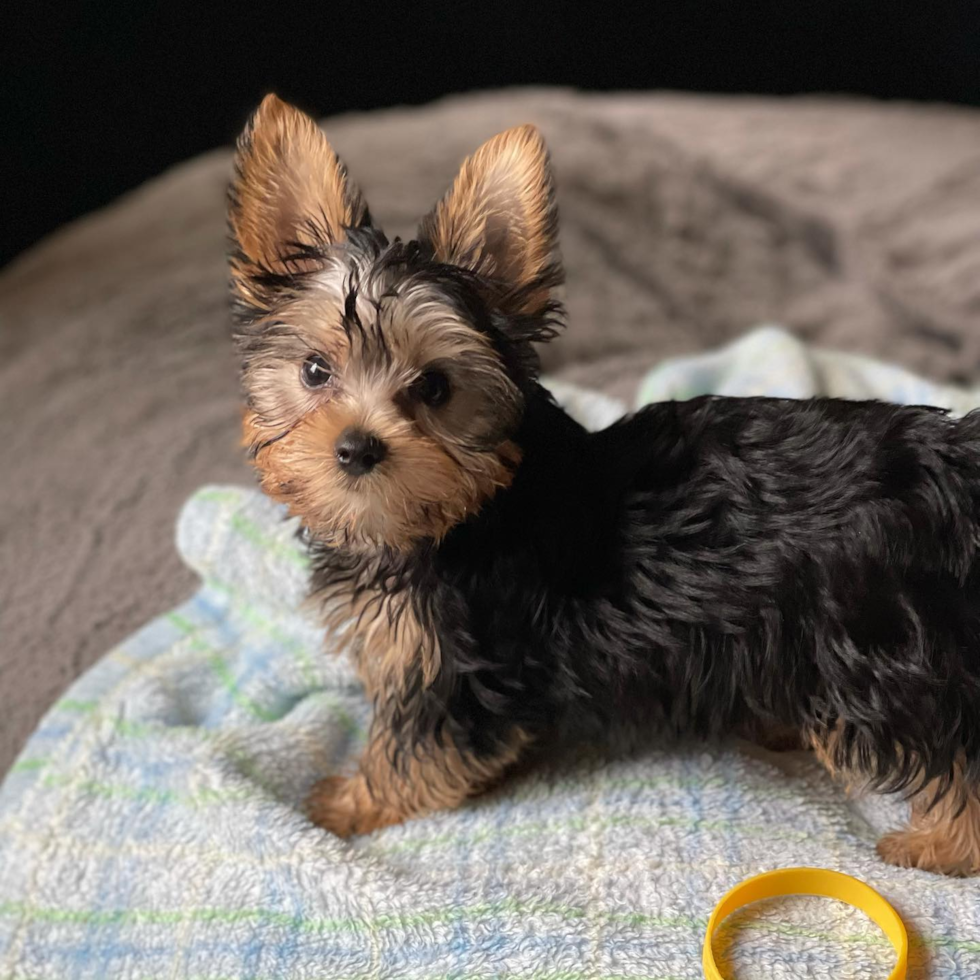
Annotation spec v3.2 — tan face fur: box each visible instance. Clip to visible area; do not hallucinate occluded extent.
[229,95,558,552]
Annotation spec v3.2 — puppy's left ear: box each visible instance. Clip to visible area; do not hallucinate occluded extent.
[418,125,560,316]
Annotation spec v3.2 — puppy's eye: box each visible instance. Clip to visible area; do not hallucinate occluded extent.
[301,354,332,388]
[412,370,451,408]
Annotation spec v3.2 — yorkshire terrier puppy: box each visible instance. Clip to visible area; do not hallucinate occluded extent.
[228,95,980,875]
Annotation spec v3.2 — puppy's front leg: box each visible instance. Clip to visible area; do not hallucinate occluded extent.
[307,720,527,837]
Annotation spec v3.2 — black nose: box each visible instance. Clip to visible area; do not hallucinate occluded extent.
[335,428,387,476]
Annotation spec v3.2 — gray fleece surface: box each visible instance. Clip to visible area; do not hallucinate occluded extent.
[2,88,979,775]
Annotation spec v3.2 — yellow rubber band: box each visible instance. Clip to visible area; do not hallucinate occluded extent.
[703,867,908,980]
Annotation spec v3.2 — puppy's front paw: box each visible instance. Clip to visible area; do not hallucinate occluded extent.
[306,775,401,837]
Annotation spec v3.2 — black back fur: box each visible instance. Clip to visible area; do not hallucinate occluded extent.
[312,385,980,799]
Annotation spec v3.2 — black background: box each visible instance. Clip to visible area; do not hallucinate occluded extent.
[4,0,980,267]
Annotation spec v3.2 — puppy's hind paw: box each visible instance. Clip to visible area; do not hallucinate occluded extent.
[877,828,978,877]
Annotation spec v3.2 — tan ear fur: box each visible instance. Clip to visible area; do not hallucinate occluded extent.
[229,94,368,283]
[419,124,558,313]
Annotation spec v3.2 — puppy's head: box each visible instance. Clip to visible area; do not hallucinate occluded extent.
[228,95,562,552]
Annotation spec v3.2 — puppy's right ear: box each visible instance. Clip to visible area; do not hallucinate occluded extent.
[228,94,370,318]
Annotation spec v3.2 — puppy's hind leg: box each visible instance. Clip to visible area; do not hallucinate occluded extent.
[811,726,980,875]
[876,769,980,877]
[739,717,804,753]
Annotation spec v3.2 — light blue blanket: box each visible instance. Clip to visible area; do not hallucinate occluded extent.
[2,327,979,979]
